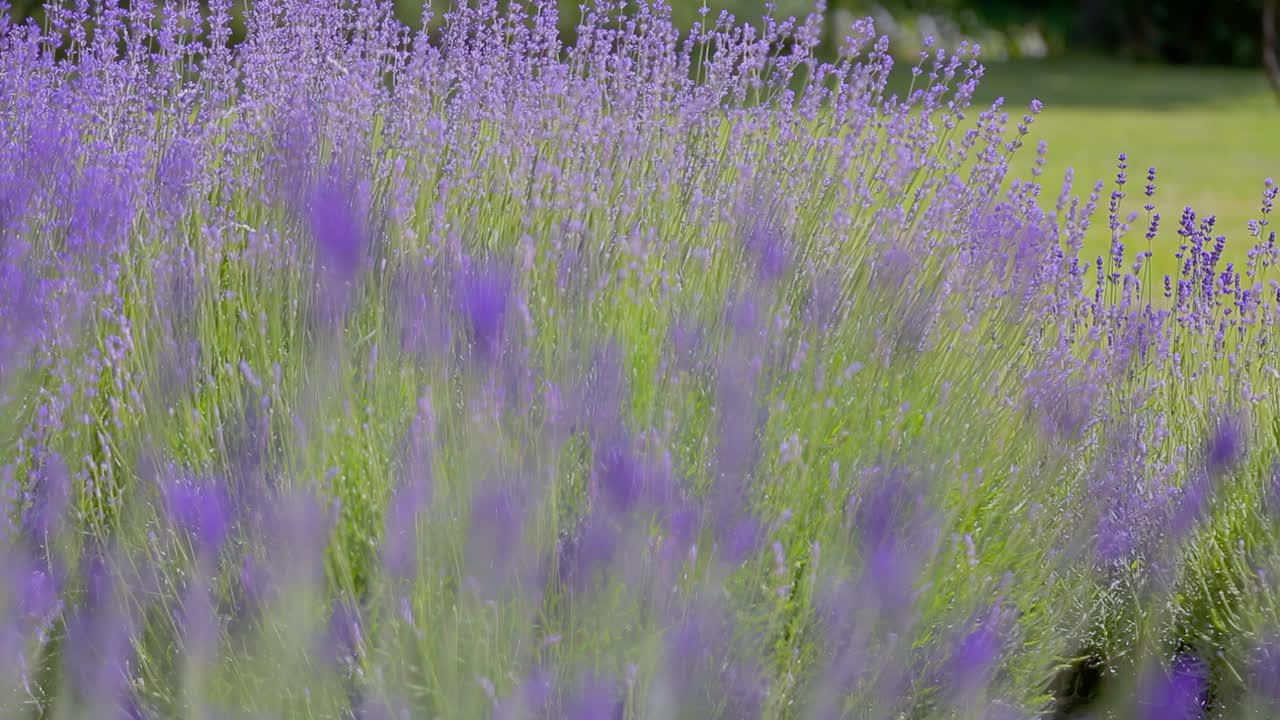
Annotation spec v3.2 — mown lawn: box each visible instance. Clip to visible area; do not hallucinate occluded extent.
[974,58,1280,280]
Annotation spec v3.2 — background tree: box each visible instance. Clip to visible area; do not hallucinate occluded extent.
[1265,0,1280,96]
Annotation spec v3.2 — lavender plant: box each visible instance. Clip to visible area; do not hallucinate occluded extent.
[1,0,1278,718]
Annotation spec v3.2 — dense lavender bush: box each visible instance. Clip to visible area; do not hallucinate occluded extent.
[1,0,1279,717]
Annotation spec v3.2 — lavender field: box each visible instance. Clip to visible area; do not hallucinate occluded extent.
[1,1,1279,717]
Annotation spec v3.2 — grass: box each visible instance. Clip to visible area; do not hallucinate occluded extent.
[970,58,1280,281]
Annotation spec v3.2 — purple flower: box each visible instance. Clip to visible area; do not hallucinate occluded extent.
[595,440,641,514]
[875,246,915,291]
[744,222,789,282]
[456,263,513,361]
[665,616,709,688]
[352,696,404,720]
[21,449,70,543]
[944,611,1004,703]
[465,485,526,600]
[717,515,761,567]
[1138,656,1207,720]
[667,505,701,550]
[557,514,617,593]
[721,661,766,720]
[159,475,231,554]
[382,478,430,584]
[1206,414,1244,477]
[156,137,198,211]
[21,560,62,626]
[323,599,364,669]
[231,552,262,629]
[257,488,333,595]
[1265,464,1280,520]
[308,164,366,281]
[563,674,623,720]
[493,669,555,720]
[850,465,916,552]
[667,320,704,371]
[1250,638,1280,705]
[62,552,139,712]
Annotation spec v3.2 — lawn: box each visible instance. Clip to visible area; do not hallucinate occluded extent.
[975,58,1280,280]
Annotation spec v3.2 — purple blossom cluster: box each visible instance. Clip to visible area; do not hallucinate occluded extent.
[1,0,1279,717]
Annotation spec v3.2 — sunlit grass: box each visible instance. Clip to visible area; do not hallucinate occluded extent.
[978,58,1279,279]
